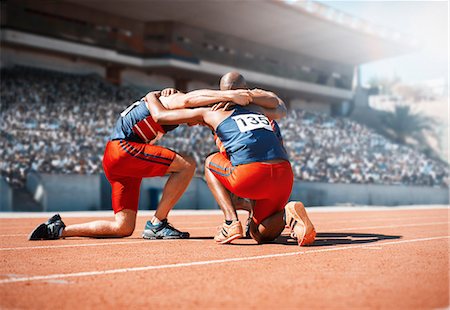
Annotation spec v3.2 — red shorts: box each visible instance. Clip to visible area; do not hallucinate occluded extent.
[102,140,176,213]
[207,153,294,225]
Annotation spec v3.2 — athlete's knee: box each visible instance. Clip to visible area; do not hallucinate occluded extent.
[250,228,277,244]
[114,221,135,237]
[183,155,197,171]
[114,210,136,237]
[169,153,196,173]
[204,153,217,179]
[249,213,284,244]
[250,228,267,244]
[205,153,215,167]
[248,222,265,244]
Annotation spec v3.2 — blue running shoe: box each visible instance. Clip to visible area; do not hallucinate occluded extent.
[142,219,190,239]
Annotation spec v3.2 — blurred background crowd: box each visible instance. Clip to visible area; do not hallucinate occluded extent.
[1,66,448,188]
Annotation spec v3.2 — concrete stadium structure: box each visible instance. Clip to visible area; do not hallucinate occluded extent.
[1,0,416,114]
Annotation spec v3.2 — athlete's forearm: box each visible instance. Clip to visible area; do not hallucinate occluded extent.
[164,89,250,109]
[245,102,287,120]
[144,92,205,125]
[249,89,286,119]
[249,89,282,109]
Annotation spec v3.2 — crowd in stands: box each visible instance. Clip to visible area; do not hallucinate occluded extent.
[1,66,449,188]
[1,67,134,187]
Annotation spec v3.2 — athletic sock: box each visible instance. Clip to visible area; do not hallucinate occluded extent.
[151,217,162,225]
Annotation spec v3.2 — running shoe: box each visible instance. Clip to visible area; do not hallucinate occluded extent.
[243,213,252,239]
[29,214,66,240]
[284,202,316,246]
[214,220,243,244]
[142,219,190,239]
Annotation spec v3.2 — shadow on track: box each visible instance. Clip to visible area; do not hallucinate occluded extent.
[184,236,214,240]
[117,233,401,246]
[274,232,402,247]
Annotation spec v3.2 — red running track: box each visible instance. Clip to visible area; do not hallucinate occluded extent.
[0,206,448,309]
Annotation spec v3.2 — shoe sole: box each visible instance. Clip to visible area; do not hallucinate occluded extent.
[215,233,243,244]
[299,228,317,246]
[285,202,316,246]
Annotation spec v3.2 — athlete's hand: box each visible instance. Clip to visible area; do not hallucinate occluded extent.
[211,101,236,111]
[230,90,252,106]
[250,88,266,95]
[161,88,179,97]
[146,91,161,99]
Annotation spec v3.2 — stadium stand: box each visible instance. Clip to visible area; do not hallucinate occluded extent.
[1,66,449,188]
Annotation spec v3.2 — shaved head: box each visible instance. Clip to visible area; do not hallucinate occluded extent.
[220,71,247,90]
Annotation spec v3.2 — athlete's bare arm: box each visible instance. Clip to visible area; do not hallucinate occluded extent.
[161,89,252,109]
[249,89,287,119]
[212,88,286,120]
[244,102,287,120]
[145,92,208,125]
[249,89,281,109]
[145,91,229,129]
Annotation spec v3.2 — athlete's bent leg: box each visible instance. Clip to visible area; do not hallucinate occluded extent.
[152,153,196,221]
[249,210,285,244]
[204,153,238,222]
[62,209,137,238]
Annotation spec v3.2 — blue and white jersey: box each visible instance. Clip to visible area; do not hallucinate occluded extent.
[110,99,177,143]
[214,106,289,166]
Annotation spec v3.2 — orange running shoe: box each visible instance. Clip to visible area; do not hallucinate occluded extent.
[214,220,243,244]
[285,201,316,246]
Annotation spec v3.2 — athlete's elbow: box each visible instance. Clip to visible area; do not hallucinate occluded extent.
[150,111,163,123]
[277,103,287,118]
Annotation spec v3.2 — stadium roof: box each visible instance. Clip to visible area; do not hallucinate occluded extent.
[65,0,416,66]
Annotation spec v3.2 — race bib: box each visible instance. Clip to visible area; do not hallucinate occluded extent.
[231,114,273,132]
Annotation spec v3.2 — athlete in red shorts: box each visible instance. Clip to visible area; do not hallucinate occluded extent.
[142,87,306,245]
[214,72,316,245]
[144,72,316,246]
[29,88,252,240]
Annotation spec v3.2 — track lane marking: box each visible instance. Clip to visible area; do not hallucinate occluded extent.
[1,221,448,251]
[0,214,446,231]
[0,235,448,285]
[0,239,204,251]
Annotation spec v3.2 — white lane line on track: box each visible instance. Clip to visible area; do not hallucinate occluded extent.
[0,214,447,231]
[1,221,448,251]
[0,239,202,251]
[0,235,448,285]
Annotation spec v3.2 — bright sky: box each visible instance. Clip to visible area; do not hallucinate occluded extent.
[317,1,448,84]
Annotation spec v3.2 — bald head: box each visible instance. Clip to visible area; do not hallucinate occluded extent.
[220,71,247,90]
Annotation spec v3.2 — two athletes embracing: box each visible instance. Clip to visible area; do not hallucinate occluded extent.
[29,72,315,247]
